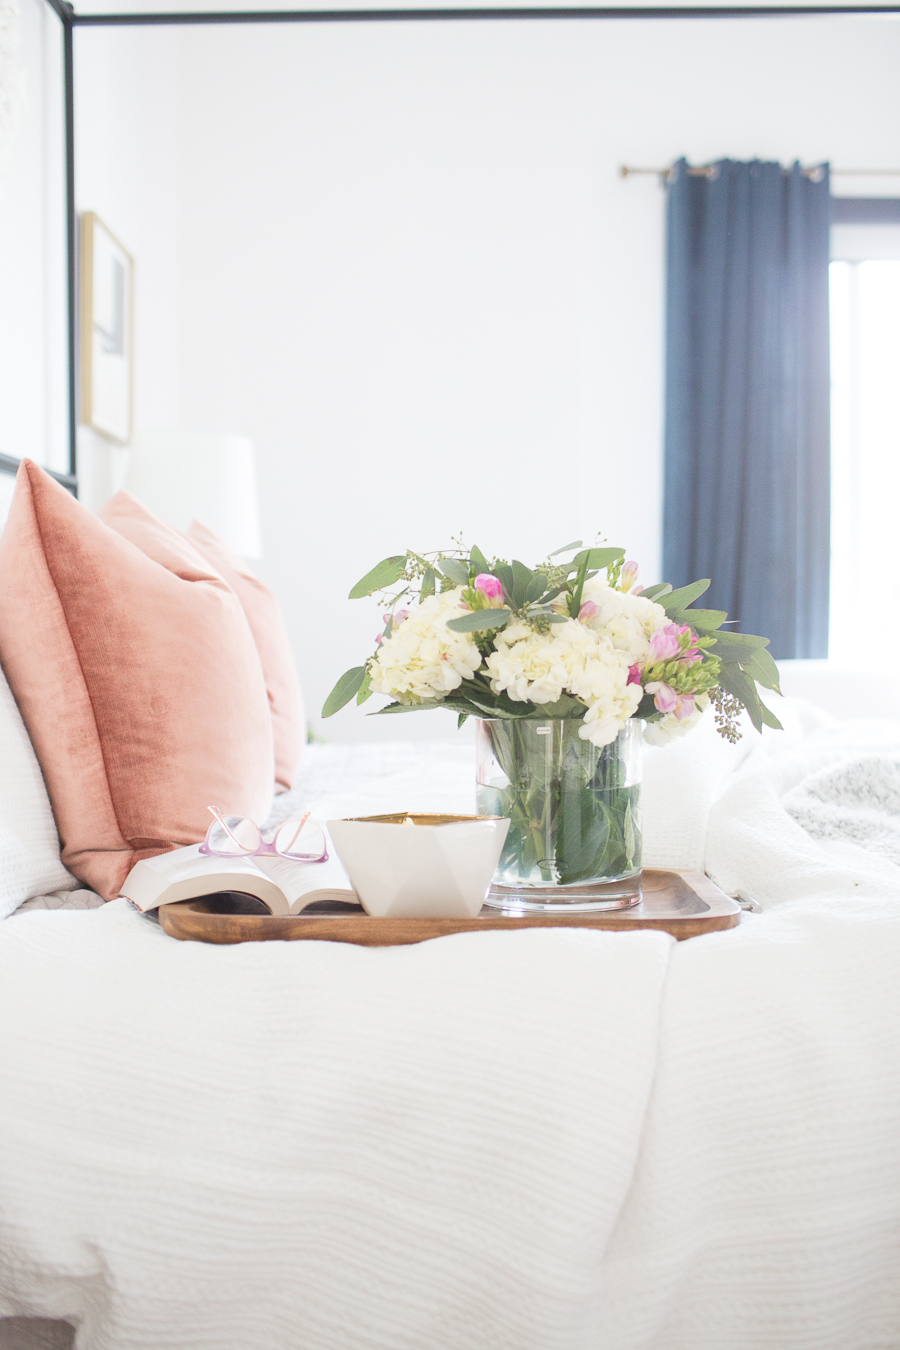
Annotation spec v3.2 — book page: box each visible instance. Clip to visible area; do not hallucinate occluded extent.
[255,844,354,907]
[122,844,289,913]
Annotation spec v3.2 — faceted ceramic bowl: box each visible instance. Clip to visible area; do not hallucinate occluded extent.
[327,812,510,919]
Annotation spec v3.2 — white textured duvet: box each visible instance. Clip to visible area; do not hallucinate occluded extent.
[2,711,900,1350]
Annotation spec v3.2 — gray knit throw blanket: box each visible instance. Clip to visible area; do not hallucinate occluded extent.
[783,755,900,868]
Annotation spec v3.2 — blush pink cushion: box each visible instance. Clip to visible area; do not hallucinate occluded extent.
[185,519,305,792]
[0,462,274,900]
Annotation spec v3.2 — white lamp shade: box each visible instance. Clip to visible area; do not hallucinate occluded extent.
[126,431,263,559]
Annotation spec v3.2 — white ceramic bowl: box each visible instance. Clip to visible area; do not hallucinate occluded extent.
[327,813,510,919]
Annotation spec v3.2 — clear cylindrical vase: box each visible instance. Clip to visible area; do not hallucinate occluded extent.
[476,717,642,909]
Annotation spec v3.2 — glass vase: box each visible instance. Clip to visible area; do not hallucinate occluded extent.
[475,717,642,910]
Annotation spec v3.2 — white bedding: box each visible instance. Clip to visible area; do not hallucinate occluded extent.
[1,711,899,1349]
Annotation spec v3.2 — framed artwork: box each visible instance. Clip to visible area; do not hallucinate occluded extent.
[80,211,133,445]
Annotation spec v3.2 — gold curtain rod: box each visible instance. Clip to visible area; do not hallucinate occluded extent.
[620,164,900,181]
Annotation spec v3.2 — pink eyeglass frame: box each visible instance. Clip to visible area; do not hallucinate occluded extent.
[199,805,329,863]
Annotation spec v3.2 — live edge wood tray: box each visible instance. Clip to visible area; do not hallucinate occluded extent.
[158,869,740,946]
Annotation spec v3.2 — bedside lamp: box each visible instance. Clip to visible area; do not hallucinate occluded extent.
[126,431,263,559]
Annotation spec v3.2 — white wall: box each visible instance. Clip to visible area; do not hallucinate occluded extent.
[0,0,68,474]
[74,15,900,740]
[73,27,181,509]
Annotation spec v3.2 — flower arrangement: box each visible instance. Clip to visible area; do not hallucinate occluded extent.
[323,540,782,746]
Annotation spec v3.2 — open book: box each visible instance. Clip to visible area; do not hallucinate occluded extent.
[121,841,356,915]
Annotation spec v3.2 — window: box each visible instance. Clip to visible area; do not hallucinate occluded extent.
[829,200,900,662]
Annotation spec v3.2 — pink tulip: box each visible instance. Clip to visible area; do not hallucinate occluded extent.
[579,600,599,621]
[645,680,678,714]
[475,574,505,602]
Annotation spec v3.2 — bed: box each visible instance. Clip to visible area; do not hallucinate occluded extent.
[2,699,899,1350]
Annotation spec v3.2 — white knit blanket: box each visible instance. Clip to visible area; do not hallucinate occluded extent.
[1,711,900,1350]
[706,713,900,907]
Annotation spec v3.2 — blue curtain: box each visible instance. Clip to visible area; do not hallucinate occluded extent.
[663,159,831,659]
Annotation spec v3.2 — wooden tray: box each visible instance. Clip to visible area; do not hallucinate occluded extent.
[158,869,740,946]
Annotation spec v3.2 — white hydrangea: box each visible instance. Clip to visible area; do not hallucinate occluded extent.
[483,620,577,705]
[575,576,669,665]
[643,694,710,746]
[369,588,481,704]
[486,618,642,747]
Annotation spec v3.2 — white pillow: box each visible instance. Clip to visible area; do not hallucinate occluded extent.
[0,662,76,918]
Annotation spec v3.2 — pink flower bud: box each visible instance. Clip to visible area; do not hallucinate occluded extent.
[579,600,599,621]
[645,680,678,714]
[396,609,409,624]
[474,574,505,603]
[620,560,640,592]
[627,664,643,686]
[374,634,382,646]
[674,694,695,720]
[649,622,696,664]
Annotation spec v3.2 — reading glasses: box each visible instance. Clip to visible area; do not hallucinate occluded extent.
[200,805,329,863]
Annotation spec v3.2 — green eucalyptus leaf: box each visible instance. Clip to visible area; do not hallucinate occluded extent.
[662,579,711,614]
[420,567,437,600]
[742,646,782,693]
[457,713,469,730]
[493,564,515,601]
[549,540,583,557]
[322,666,366,717]
[718,664,763,733]
[370,699,443,715]
[534,694,586,718]
[672,608,728,632]
[640,582,673,601]
[470,546,489,574]
[440,696,486,714]
[491,690,539,718]
[525,573,547,604]
[710,629,770,649]
[437,557,469,586]
[759,700,784,730]
[572,547,626,571]
[446,608,511,632]
[356,670,373,705]
[348,556,406,600]
[464,693,525,718]
[511,560,534,609]
[706,631,771,663]
[707,642,768,663]
[569,551,591,617]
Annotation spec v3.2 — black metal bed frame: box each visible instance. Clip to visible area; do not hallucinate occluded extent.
[9,0,900,497]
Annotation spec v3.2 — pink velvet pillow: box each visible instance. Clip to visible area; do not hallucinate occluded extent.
[185,519,305,792]
[0,461,274,900]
